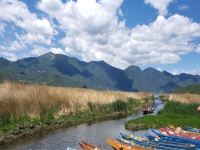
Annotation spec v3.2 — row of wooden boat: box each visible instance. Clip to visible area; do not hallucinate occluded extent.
[118,127,200,150]
[78,139,147,150]
[67,126,200,150]
[151,129,200,148]
[120,132,197,150]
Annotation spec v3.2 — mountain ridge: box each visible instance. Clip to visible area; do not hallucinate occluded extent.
[0,53,200,92]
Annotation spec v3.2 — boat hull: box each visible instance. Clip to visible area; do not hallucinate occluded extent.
[106,138,147,150]
[79,141,101,150]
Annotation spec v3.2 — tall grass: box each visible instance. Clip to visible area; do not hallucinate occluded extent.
[0,81,150,121]
[161,93,200,104]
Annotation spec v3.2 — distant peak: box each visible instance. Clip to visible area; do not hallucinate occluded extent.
[99,60,107,64]
[38,52,58,62]
[90,60,107,65]
[41,52,55,57]
[126,65,141,71]
[144,67,159,72]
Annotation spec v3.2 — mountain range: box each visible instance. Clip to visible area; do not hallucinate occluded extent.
[0,52,200,92]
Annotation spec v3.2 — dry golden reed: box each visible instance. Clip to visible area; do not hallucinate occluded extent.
[0,81,150,119]
[162,93,200,104]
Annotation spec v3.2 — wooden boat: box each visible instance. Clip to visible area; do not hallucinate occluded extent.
[184,127,200,134]
[144,133,196,150]
[160,128,200,140]
[117,137,136,146]
[142,106,154,114]
[120,132,196,150]
[106,138,147,150]
[79,141,101,150]
[151,129,200,148]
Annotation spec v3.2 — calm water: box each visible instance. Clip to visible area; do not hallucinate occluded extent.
[0,97,164,150]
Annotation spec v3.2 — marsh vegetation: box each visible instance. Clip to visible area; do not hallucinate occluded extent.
[126,96,200,131]
[0,82,151,144]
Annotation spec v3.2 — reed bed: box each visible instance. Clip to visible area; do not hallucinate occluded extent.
[0,82,150,120]
[161,93,200,104]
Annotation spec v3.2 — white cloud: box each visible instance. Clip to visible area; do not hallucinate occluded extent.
[9,40,26,51]
[38,0,123,34]
[171,69,200,75]
[196,45,200,53]
[0,0,55,46]
[0,0,200,70]
[30,46,49,56]
[0,51,17,61]
[144,0,173,16]
[50,48,65,54]
[38,0,200,69]
[30,45,64,56]
[0,23,5,35]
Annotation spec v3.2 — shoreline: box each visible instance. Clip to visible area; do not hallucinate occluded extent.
[0,101,145,145]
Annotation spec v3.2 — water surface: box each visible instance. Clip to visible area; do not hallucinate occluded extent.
[1,97,163,150]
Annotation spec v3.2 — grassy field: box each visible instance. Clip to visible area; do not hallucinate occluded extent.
[0,81,151,144]
[126,95,200,131]
[161,93,200,104]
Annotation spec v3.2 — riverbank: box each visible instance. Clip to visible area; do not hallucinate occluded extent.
[0,82,151,145]
[0,99,145,145]
[125,100,200,131]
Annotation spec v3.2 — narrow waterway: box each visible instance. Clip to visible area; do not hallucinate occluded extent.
[1,96,164,150]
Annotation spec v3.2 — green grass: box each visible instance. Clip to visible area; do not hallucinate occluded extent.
[0,99,142,136]
[87,98,141,113]
[125,101,200,131]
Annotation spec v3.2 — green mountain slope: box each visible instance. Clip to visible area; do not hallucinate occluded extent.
[124,66,200,92]
[0,53,132,91]
[0,57,10,68]
[0,52,200,92]
[175,84,200,94]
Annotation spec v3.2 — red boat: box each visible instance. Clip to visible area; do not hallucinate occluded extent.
[160,128,200,140]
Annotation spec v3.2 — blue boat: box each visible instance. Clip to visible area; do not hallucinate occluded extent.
[120,132,150,148]
[120,132,197,150]
[116,137,136,146]
[184,127,200,134]
[145,133,196,149]
[151,129,200,148]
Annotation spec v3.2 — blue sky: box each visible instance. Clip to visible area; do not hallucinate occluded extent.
[0,0,200,75]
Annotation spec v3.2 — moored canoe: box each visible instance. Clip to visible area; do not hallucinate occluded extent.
[120,132,196,150]
[152,129,200,148]
[184,127,200,134]
[106,138,148,150]
[160,128,200,140]
[79,141,102,150]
